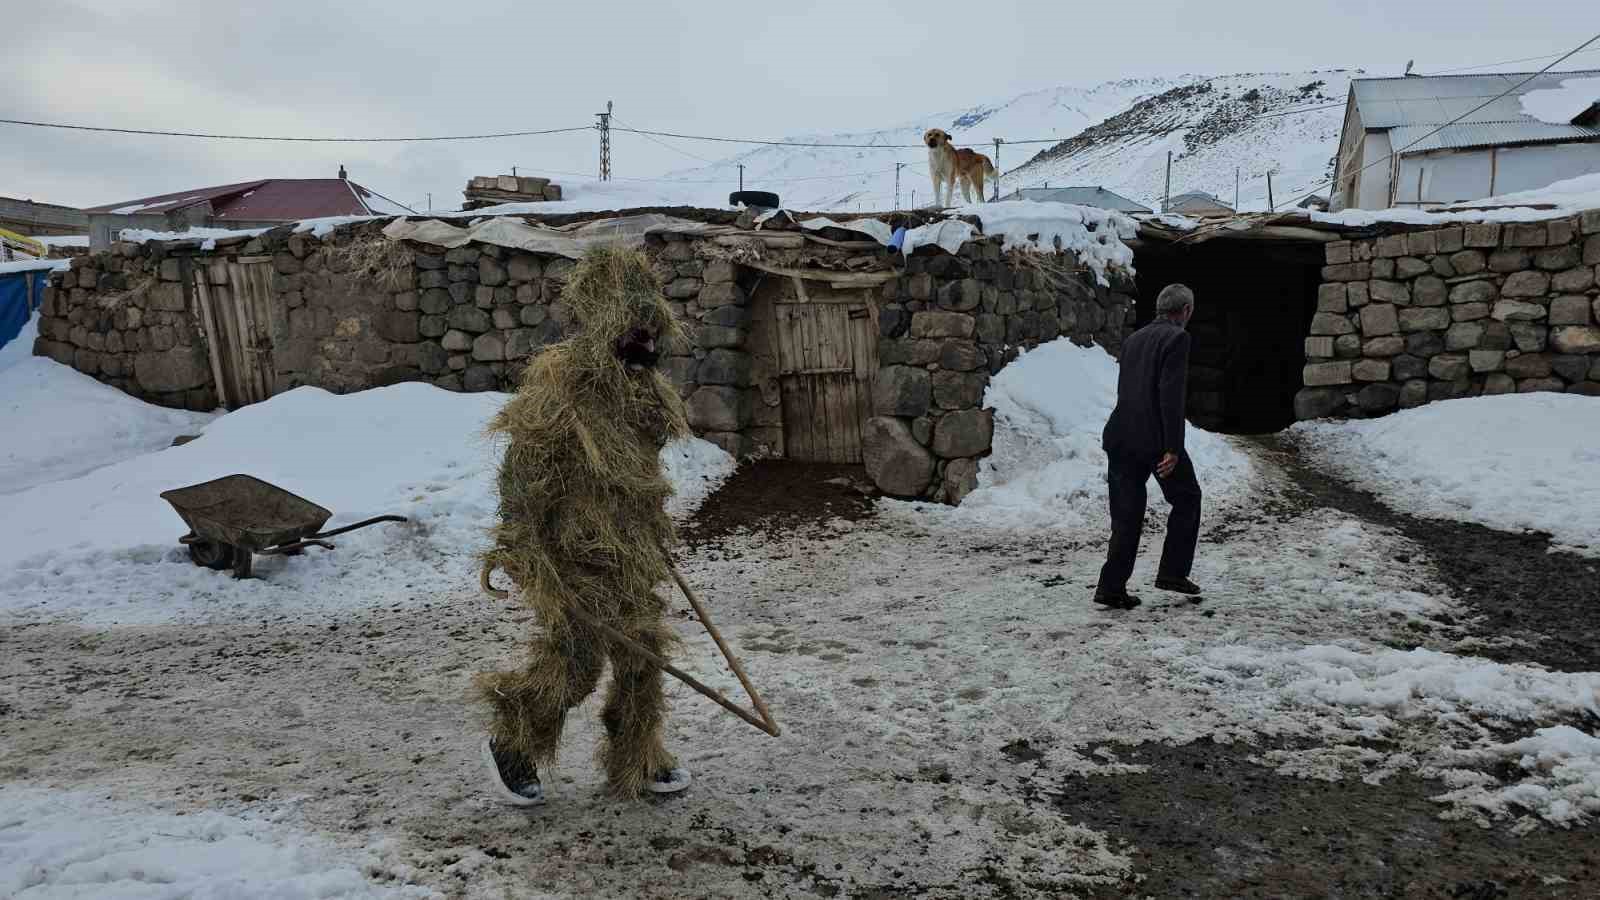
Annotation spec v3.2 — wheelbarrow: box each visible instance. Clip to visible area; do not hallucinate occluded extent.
[160,474,408,579]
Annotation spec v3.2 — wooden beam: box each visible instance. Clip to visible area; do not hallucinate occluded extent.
[741,259,895,288]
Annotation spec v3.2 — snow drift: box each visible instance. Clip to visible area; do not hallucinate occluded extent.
[0,786,435,899]
[0,356,215,495]
[1295,393,1600,553]
[0,379,734,625]
[943,338,1253,530]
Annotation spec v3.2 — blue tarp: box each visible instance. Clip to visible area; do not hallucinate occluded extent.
[0,269,47,353]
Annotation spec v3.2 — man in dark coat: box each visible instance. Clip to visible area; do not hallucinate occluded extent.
[1094,283,1203,609]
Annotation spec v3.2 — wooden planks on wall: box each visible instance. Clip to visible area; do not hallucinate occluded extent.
[772,285,880,464]
[191,260,279,409]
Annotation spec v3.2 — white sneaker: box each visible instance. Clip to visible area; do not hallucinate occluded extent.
[648,766,692,795]
[481,737,545,806]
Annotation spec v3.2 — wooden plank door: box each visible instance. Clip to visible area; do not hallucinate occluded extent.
[773,288,879,463]
[192,259,279,409]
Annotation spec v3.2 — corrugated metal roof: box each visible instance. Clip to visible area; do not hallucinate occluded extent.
[1387,121,1600,153]
[1353,70,1600,129]
[212,179,370,220]
[1002,185,1152,212]
[83,181,268,214]
[87,179,414,220]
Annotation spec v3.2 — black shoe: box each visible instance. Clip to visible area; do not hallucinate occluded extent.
[1092,590,1142,610]
[1155,576,1203,595]
[482,737,544,806]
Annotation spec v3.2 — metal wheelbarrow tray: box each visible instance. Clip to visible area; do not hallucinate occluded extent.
[160,474,407,579]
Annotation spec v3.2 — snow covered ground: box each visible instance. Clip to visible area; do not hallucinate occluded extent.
[0,374,733,626]
[1295,393,1600,554]
[2,339,1597,895]
[0,786,437,899]
[0,356,215,495]
[0,310,41,373]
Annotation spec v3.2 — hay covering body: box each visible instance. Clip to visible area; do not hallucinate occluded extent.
[478,245,690,798]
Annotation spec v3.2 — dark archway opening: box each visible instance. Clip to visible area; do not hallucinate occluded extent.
[1132,239,1323,434]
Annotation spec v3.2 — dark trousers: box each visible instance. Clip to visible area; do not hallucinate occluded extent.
[1097,450,1201,593]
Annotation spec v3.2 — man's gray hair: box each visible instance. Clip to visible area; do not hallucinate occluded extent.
[1156,283,1195,314]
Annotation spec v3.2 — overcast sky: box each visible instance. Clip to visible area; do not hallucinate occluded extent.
[6,0,1596,212]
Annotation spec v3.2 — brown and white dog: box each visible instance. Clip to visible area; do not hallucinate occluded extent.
[924,128,996,207]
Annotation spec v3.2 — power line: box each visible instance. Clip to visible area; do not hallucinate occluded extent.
[613,116,718,164]
[607,100,1345,159]
[519,165,896,187]
[1423,46,1600,76]
[0,117,594,142]
[1284,30,1600,210]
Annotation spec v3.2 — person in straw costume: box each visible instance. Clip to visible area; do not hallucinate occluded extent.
[477,244,693,804]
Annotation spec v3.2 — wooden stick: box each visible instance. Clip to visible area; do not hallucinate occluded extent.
[479,562,780,737]
[563,601,780,737]
[662,556,781,737]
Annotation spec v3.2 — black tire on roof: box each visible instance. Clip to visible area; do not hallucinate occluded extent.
[729,190,780,209]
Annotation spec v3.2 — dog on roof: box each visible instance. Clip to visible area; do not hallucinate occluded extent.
[924,128,996,208]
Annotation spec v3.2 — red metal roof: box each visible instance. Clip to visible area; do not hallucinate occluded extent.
[85,179,410,220]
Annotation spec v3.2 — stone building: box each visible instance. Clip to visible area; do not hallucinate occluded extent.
[31,206,1136,504]
[1131,208,1600,428]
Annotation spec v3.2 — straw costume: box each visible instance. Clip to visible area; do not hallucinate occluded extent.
[477,245,691,803]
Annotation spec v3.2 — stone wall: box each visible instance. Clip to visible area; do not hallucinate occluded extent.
[33,215,1131,503]
[31,222,584,408]
[1295,211,1600,419]
[866,237,1135,503]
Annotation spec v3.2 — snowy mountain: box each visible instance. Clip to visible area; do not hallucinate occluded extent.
[638,70,1355,214]
[1009,71,1355,213]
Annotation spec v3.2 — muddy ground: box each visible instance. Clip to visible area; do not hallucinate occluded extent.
[3,441,1597,898]
[677,450,1600,899]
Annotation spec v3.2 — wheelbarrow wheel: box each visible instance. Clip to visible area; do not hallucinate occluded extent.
[188,539,237,571]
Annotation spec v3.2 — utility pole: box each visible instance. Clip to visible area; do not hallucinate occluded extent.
[911,189,916,208]
[737,164,744,192]
[992,138,1003,202]
[512,166,518,177]
[596,100,613,181]
[894,162,905,209]
[1163,150,1172,213]
[1234,168,1240,211]
[1267,171,1275,211]
[426,192,432,211]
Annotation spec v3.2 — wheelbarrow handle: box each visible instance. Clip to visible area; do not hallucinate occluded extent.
[309,515,408,540]
[260,538,335,555]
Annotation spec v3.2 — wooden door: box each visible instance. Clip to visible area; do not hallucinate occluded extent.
[192,258,279,409]
[773,285,878,463]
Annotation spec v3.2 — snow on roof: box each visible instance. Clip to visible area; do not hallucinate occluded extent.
[1353,70,1600,152]
[1353,70,1600,125]
[349,182,416,216]
[34,235,89,248]
[1518,75,1600,125]
[84,181,269,215]
[902,201,1137,285]
[118,225,272,251]
[88,179,414,222]
[1004,186,1153,213]
[1311,171,1600,227]
[0,257,70,276]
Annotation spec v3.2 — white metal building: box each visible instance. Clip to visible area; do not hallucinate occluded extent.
[1331,71,1600,210]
